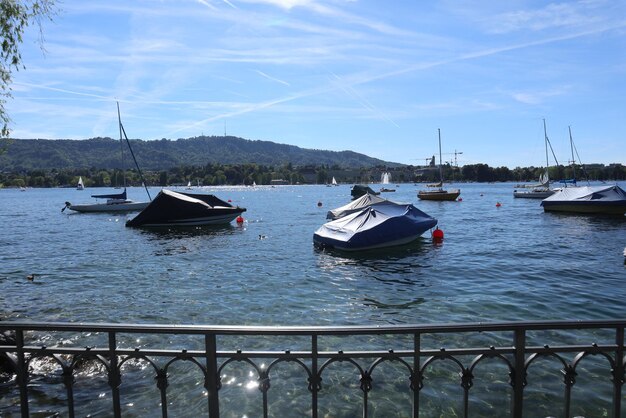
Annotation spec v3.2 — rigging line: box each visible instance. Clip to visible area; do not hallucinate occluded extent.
[120,121,152,201]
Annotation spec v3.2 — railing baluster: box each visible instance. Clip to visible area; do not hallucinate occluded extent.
[108,331,122,418]
[311,334,319,418]
[156,369,168,417]
[512,328,525,418]
[15,329,29,418]
[613,327,624,418]
[205,333,220,418]
[62,367,75,418]
[413,332,420,418]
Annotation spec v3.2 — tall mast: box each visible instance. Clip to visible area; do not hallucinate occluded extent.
[117,102,152,201]
[542,119,550,184]
[543,119,549,171]
[568,125,576,182]
[438,128,444,185]
[117,103,127,188]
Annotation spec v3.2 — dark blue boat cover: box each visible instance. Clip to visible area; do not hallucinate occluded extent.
[91,188,127,200]
[314,201,437,251]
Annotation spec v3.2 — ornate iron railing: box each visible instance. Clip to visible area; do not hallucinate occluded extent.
[0,320,624,417]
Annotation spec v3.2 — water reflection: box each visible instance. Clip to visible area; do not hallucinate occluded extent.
[314,239,432,275]
[136,224,237,240]
[134,224,240,256]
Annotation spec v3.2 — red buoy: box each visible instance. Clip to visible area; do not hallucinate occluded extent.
[458,197,463,202]
[228,199,232,202]
[236,216,244,224]
[432,227,444,241]
[496,202,502,207]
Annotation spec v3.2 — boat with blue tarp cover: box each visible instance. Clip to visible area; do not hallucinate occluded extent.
[313,201,437,251]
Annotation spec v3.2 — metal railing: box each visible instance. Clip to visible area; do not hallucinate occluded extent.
[0,320,624,417]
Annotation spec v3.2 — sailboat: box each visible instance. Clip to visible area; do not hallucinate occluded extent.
[417,129,460,201]
[514,119,557,199]
[76,177,84,190]
[62,103,151,213]
[332,176,338,186]
[186,181,193,190]
[557,126,588,188]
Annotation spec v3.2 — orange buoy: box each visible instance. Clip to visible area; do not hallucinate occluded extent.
[432,227,444,241]
[236,216,244,224]
[317,201,322,207]
[496,202,502,207]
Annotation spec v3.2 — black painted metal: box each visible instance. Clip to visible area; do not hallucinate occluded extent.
[1,320,625,417]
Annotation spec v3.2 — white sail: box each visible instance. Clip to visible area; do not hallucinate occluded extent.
[77,177,84,190]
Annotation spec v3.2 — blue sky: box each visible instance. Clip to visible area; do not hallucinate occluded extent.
[8,0,626,168]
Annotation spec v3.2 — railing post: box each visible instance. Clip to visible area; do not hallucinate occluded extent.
[512,328,526,418]
[205,333,220,418]
[613,327,624,418]
[15,329,29,418]
[413,332,421,418]
[108,331,122,418]
[311,334,319,418]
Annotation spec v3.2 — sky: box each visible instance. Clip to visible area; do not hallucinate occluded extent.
[8,0,626,168]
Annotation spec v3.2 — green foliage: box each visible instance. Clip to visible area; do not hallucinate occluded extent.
[0,136,395,170]
[0,0,56,139]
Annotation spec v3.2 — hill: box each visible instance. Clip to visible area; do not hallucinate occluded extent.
[0,136,401,171]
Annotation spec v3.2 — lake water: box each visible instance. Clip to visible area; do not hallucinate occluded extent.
[1,182,626,416]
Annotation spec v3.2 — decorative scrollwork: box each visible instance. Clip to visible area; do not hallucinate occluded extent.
[258,370,271,393]
[561,364,577,387]
[459,368,473,390]
[360,370,372,393]
[155,369,168,391]
[409,368,423,392]
[308,373,322,392]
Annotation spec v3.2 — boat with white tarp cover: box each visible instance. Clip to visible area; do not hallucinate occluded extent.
[540,184,626,215]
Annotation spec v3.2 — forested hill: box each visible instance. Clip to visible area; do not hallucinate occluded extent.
[0,136,400,171]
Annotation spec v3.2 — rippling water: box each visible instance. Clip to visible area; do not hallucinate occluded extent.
[1,182,625,416]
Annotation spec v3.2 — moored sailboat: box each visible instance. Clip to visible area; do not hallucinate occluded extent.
[63,103,151,213]
[418,129,460,201]
[514,119,558,199]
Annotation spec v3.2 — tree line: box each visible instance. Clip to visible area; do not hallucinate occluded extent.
[2,161,625,188]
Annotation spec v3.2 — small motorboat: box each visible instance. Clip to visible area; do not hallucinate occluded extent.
[126,189,246,227]
[314,201,437,251]
[63,188,149,213]
[540,185,626,215]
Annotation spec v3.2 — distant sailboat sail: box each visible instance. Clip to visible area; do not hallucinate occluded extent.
[381,172,391,184]
[77,177,84,190]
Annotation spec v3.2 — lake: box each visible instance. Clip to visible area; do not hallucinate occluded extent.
[1,182,625,416]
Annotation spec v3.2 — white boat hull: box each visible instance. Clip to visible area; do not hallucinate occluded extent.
[514,190,556,199]
[68,201,149,213]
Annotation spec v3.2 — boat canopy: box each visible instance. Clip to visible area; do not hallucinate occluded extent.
[327,193,391,220]
[314,201,437,251]
[91,188,127,200]
[542,185,626,204]
[126,189,242,227]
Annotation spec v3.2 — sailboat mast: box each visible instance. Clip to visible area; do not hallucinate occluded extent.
[117,102,152,201]
[543,119,549,171]
[117,103,127,188]
[568,125,576,181]
[438,128,444,184]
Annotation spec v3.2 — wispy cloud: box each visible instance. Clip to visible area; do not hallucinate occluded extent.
[253,70,291,86]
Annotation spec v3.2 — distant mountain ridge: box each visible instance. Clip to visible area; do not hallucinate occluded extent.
[0,136,401,171]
